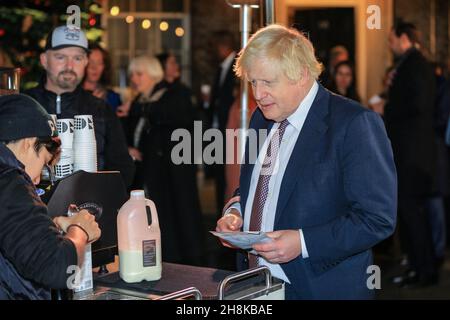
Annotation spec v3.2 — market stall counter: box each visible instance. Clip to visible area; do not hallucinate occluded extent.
[40,170,284,300]
[74,262,284,300]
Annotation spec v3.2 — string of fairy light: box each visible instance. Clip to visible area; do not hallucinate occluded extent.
[109,5,185,37]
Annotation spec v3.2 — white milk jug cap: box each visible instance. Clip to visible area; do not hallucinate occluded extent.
[130,190,145,199]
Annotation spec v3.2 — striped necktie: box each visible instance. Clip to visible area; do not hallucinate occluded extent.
[248,119,289,268]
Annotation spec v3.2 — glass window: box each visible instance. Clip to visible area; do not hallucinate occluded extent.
[105,0,191,87]
[111,53,130,87]
[161,19,183,51]
[162,0,184,12]
[135,19,159,53]
[135,0,159,12]
[108,19,129,50]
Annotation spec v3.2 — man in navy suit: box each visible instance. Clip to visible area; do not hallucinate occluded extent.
[216,25,397,299]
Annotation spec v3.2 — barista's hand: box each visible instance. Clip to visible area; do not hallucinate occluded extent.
[215,209,243,248]
[252,230,301,264]
[54,210,101,243]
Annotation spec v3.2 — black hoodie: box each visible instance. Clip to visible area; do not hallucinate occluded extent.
[0,143,77,299]
[25,82,135,187]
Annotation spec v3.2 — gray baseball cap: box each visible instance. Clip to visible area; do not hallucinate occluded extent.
[45,25,89,53]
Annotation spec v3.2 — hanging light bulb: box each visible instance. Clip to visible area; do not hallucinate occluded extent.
[110,6,120,16]
[159,21,169,31]
[175,27,184,37]
[142,19,151,29]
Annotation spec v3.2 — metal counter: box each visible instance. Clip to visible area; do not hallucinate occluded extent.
[74,263,284,300]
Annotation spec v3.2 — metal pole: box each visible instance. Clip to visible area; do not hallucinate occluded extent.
[239,4,252,161]
[260,0,275,26]
[226,1,259,159]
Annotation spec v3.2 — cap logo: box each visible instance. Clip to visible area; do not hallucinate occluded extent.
[64,27,81,41]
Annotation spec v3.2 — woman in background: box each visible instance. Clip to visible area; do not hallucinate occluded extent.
[120,56,163,190]
[121,54,204,265]
[152,52,204,266]
[83,43,122,111]
[328,60,361,102]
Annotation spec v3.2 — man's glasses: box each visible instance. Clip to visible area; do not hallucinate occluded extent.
[38,136,61,185]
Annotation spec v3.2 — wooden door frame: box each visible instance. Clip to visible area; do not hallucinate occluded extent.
[276,0,394,104]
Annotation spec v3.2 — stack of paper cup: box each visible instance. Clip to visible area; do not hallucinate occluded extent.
[73,115,97,173]
[55,162,73,179]
[57,118,74,149]
[55,118,74,179]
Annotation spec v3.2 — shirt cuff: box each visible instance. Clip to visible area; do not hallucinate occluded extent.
[300,229,309,258]
[224,202,241,216]
[222,195,241,214]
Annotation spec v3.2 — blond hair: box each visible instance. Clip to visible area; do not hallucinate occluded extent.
[128,55,164,83]
[234,24,323,81]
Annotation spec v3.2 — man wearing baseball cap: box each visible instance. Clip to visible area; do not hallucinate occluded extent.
[25,25,135,187]
[0,94,101,299]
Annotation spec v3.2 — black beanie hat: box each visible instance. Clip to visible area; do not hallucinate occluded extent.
[0,94,58,141]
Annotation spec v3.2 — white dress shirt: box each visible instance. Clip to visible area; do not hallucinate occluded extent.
[212,51,236,129]
[228,81,319,283]
[219,51,236,86]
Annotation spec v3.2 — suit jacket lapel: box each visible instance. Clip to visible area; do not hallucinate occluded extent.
[274,85,330,227]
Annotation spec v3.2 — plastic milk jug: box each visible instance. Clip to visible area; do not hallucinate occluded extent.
[117,190,162,282]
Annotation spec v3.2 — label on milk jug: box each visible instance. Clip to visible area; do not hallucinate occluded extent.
[142,240,156,267]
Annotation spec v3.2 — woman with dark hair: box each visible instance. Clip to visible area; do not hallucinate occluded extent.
[328,60,361,102]
[83,43,122,111]
[156,53,181,84]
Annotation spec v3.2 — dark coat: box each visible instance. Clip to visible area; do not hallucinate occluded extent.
[384,48,437,196]
[0,144,77,300]
[208,55,238,132]
[25,83,135,187]
[127,80,205,265]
